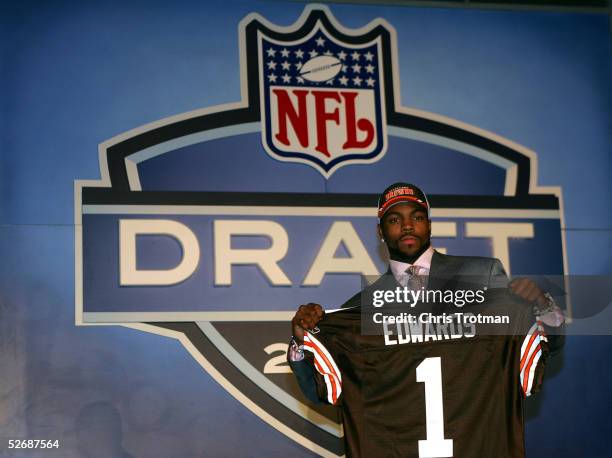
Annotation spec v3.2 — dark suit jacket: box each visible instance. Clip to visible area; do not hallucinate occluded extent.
[339,251,508,309]
[289,251,563,403]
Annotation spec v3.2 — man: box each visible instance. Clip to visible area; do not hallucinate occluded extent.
[288,182,564,457]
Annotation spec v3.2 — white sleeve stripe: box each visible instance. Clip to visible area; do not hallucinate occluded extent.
[526,348,542,395]
[520,322,539,357]
[303,333,342,404]
[304,332,342,382]
[520,332,541,375]
[522,348,542,397]
[307,350,340,404]
[312,359,335,404]
[537,323,549,342]
[518,321,548,397]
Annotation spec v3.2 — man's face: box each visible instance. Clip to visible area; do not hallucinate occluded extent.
[378,202,431,258]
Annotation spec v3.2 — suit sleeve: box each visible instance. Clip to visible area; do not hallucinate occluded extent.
[287,357,324,404]
[542,322,565,356]
[488,258,509,289]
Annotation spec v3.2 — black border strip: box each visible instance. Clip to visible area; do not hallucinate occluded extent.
[82,189,559,210]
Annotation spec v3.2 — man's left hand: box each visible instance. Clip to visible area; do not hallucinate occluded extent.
[508,278,547,307]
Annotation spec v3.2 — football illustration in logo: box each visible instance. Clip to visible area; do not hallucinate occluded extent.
[258,18,387,177]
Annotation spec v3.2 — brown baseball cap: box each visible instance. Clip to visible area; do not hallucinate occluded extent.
[377,182,429,219]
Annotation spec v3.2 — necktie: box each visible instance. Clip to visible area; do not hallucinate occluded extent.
[406,265,426,290]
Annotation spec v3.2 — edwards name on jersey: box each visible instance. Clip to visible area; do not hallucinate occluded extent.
[303,289,549,458]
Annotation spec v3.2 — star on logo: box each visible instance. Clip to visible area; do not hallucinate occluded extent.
[268,74,277,83]
[280,48,290,58]
[315,37,325,47]
[267,61,277,70]
[365,64,375,74]
[364,51,374,61]
[266,48,276,57]
[337,50,347,60]
[366,77,375,87]
[352,76,362,86]
[296,76,305,84]
[295,62,302,70]
[351,63,361,73]
[324,50,332,56]
[281,61,290,70]
[351,51,360,61]
[282,74,291,83]
[294,49,304,59]
[342,65,348,73]
[338,75,348,86]
[309,49,318,58]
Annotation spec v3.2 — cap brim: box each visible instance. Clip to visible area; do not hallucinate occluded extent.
[378,196,428,218]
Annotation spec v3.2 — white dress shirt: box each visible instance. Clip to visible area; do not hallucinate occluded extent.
[389,245,435,287]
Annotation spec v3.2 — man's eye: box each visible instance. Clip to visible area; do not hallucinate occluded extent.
[413,216,426,222]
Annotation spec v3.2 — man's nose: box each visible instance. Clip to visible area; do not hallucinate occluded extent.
[401,217,414,231]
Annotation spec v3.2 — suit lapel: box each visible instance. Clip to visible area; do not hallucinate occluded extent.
[382,267,401,288]
[428,251,461,291]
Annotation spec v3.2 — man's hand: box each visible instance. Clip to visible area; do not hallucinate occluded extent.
[508,278,547,307]
[292,303,325,343]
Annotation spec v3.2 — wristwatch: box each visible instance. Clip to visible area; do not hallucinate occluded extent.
[532,292,557,316]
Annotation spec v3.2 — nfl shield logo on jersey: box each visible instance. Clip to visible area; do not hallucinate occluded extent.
[258,18,387,176]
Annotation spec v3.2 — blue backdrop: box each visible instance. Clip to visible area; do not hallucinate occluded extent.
[1,1,611,456]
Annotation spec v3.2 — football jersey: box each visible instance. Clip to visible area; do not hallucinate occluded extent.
[302,289,548,458]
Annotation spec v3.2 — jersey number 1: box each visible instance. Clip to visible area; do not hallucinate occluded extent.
[416,357,453,457]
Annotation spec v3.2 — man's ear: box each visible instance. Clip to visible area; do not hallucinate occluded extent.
[377,223,383,240]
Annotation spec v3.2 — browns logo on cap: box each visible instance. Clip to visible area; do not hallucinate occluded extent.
[377,182,429,219]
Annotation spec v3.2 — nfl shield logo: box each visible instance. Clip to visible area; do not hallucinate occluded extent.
[258,16,387,177]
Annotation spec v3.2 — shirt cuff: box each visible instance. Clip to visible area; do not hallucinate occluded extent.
[539,306,565,327]
[535,293,565,327]
[288,337,305,362]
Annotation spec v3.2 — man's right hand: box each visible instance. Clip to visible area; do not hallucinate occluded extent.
[291,303,325,343]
